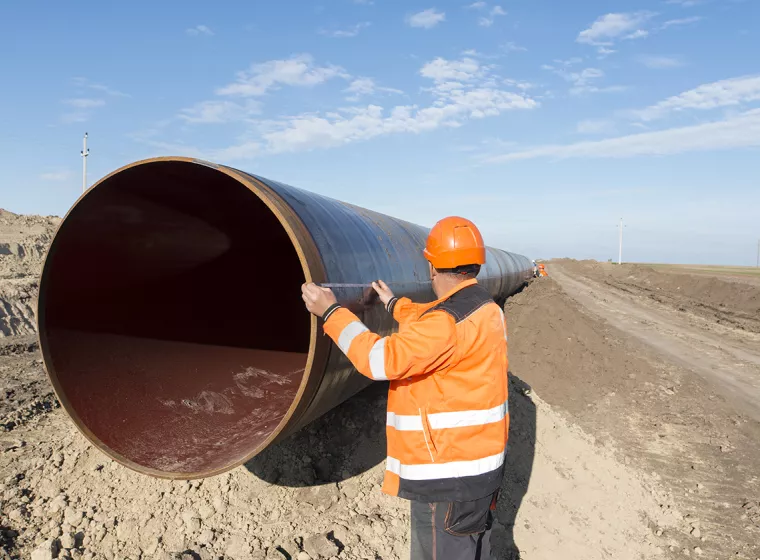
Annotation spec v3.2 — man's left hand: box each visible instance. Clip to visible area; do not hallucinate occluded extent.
[301,283,338,317]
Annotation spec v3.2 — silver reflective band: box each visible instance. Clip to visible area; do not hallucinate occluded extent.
[386,401,508,431]
[368,338,388,380]
[337,321,369,354]
[385,450,506,480]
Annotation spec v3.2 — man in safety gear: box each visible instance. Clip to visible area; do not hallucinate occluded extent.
[301,216,508,560]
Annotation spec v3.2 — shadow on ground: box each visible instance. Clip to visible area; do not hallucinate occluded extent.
[245,381,387,486]
[492,372,537,560]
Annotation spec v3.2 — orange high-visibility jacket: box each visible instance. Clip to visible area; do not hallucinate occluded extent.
[323,279,509,502]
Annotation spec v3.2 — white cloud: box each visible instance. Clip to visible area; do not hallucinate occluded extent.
[503,42,527,53]
[637,55,684,69]
[406,9,446,29]
[551,57,583,67]
[64,98,106,109]
[485,109,760,162]
[344,77,403,100]
[179,100,261,124]
[212,56,536,157]
[353,0,374,4]
[624,29,649,40]
[633,75,760,121]
[666,0,702,6]
[261,90,536,154]
[468,3,506,26]
[503,78,536,91]
[87,84,128,97]
[577,12,656,45]
[576,119,615,134]
[186,25,214,37]
[478,6,507,26]
[597,47,617,58]
[148,54,536,160]
[345,78,378,96]
[659,16,703,29]
[72,78,129,98]
[542,65,623,95]
[420,57,484,83]
[216,54,348,97]
[40,170,72,182]
[320,22,371,38]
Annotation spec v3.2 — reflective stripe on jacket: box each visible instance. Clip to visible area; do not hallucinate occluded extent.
[323,279,509,502]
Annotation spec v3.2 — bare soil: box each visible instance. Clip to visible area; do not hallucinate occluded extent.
[553,259,760,334]
[509,261,760,558]
[2,218,758,560]
[1,338,678,560]
[0,210,59,338]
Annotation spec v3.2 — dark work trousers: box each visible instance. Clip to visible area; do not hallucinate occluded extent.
[410,492,496,560]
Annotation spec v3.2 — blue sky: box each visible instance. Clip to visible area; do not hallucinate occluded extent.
[1,0,758,265]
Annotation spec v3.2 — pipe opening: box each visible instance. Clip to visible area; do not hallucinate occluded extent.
[39,161,311,477]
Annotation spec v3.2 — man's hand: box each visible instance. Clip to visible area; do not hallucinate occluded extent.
[371,280,395,306]
[301,283,338,317]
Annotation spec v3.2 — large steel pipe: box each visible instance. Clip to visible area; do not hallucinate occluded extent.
[38,157,532,479]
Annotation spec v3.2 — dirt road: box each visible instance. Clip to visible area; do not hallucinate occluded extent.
[550,264,760,423]
[504,261,760,559]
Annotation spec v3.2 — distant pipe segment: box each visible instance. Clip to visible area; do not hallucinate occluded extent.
[37,157,533,479]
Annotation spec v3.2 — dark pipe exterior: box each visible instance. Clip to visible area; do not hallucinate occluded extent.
[38,157,533,479]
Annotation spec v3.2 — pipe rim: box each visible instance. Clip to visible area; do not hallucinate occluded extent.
[37,156,329,479]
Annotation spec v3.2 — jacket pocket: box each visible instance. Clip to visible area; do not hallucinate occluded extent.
[419,408,438,462]
[443,493,496,536]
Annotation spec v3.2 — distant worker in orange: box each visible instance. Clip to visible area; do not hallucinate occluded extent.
[538,263,548,277]
[301,216,508,560]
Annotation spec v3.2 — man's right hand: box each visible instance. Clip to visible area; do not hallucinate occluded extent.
[371,280,394,306]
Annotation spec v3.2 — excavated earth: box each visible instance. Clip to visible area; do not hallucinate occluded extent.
[1,214,759,560]
[0,210,59,338]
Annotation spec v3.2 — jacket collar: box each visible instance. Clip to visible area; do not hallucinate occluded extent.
[436,278,478,302]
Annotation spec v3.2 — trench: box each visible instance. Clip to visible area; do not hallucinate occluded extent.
[38,161,311,477]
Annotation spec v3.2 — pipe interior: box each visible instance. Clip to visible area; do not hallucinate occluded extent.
[39,161,310,476]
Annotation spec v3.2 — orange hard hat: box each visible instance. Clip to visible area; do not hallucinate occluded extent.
[423,216,486,269]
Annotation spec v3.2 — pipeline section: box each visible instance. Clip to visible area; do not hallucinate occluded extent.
[37,157,533,479]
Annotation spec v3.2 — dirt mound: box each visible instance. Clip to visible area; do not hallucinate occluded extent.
[554,259,760,333]
[0,210,60,337]
[504,275,649,416]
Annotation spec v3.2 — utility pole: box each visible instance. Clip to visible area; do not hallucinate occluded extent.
[81,132,89,193]
[618,218,624,265]
[757,239,759,268]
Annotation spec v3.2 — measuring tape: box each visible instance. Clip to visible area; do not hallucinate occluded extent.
[319,281,431,289]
